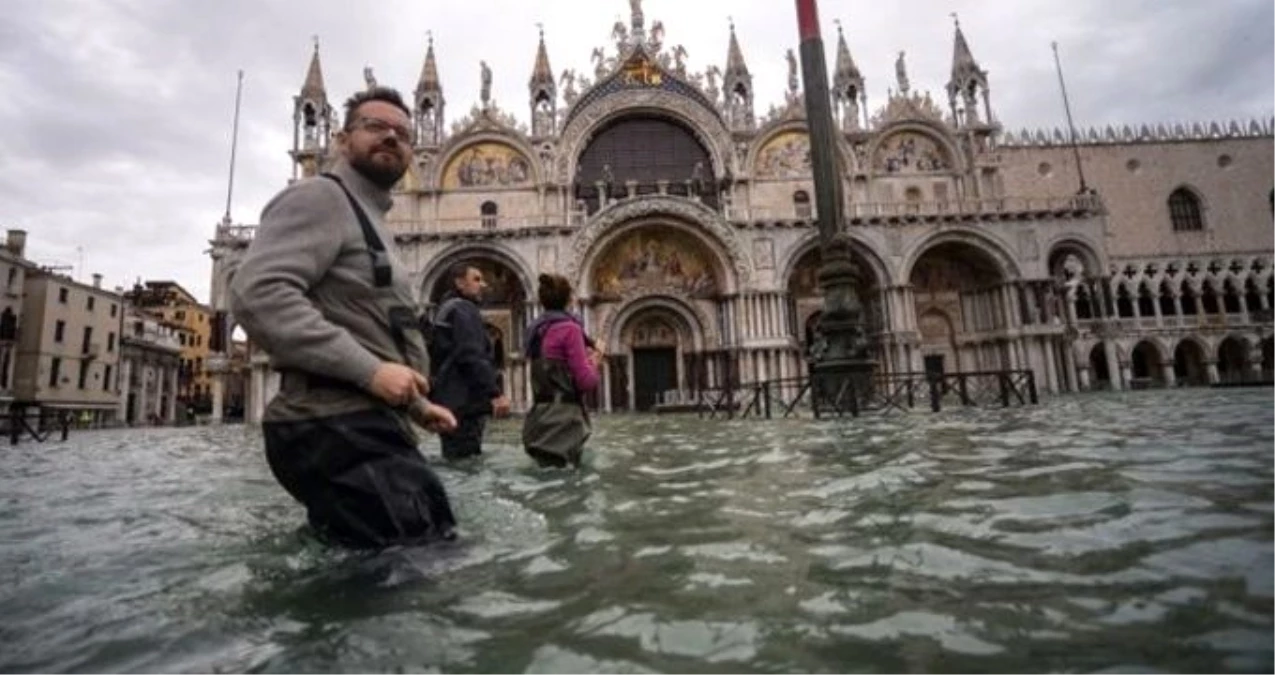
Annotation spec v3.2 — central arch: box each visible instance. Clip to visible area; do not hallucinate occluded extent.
[573,115,718,213]
[567,196,750,293]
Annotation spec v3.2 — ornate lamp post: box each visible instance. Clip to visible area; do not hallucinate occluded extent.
[795,0,876,410]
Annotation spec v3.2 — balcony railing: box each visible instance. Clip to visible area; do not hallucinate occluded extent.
[728,194,1103,222]
[389,211,589,236]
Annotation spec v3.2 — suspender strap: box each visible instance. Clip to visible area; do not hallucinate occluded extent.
[320,173,392,288]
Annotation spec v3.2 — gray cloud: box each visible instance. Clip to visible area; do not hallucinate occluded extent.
[1,0,1270,302]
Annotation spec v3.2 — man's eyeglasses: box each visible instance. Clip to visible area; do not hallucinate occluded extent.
[352,117,414,144]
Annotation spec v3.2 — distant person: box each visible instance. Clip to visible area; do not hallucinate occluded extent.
[521,274,602,468]
[230,86,460,549]
[428,263,511,460]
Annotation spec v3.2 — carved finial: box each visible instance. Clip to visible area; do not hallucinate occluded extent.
[311,35,320,51]
[427,30,434,47]
[951,12,960,29]
[834,18,842,35]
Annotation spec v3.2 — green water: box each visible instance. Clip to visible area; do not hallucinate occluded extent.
[1,388,1271,672]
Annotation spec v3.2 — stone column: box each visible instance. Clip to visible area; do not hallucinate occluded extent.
[118,357,132,423]
[137,361,150,425]
[1103,340,1124,391]
[1205,360,1220,385]
[602,361,613,413]
[1247,345,1264,381]
[211,373,225,424]
[167,366,180,424]
[1060,337,1078,392]
[1161,361,1177,388]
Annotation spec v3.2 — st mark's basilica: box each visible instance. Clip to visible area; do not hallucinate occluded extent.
[208,0,1274,422]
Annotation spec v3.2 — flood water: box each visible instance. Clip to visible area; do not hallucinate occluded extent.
[1,388,1271,673]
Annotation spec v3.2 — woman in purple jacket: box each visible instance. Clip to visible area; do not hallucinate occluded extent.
[522,274,602,467]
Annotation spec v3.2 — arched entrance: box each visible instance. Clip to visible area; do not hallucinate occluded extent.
[426,254,530,399]
[1130,341,1165,388]
[910,241,1010,373]
[1173,339,1207,386]
[589,224,724,411]
[1089,344,1111,389]
[621,307,695,411]
[785,242,883,362]
[1216,336,1250,384]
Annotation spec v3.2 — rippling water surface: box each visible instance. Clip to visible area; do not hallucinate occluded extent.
[1,388,1271,673]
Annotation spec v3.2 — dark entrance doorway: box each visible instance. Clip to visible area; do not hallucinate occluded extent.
[924,354,946,378]
[633,347,678,411]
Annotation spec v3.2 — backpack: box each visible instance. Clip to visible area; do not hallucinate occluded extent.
[422,297,465,377]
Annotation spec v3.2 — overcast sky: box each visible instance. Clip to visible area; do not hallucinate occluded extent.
[1,0,1271,303]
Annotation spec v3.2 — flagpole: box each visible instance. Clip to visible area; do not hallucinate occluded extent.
[223,70,245,225]
[1051,42,1089,194]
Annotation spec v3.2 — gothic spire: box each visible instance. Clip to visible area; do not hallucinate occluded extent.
[528,25,554,93]
[300,37,326,99]
[832,20,861,87]
[949,14,985,87]
[724,19,750,79]
[946,14,992,128]
[721,19,754,132]
[414,32,445,146]
[831,20,866,133]
[416,33,442,96]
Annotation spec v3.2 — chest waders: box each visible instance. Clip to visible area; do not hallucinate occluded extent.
[260,173,457,549]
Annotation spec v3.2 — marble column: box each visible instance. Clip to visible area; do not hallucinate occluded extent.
[137,361,150,426]
[1103,340,1124,391]
[167,367,179,424]
[118,357,133,423]
[211,372,225,424]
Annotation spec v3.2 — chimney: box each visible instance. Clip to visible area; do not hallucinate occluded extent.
[92,273,102,288]
[5,229,26,258]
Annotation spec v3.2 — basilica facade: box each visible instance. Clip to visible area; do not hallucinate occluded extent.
[208,2,1274,422]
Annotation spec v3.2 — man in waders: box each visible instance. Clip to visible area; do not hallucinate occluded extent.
[230,87,460,549]
[428,263,511,460]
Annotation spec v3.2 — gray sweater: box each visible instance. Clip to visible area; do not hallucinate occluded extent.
[229,160,428,422]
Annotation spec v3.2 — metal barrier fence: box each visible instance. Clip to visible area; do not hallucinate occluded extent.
[685,370,1039,420]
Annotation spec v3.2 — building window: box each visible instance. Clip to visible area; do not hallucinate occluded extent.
[54,320,65,343]
[78,360,89,389]
[1168,188,1204,232]
[49,357,61,387]
[179,334,187,347]
[0,351,10,388]
[110,303,117,318]
[82,326,93,354]
[793,190,812,218]
[480,201,498,229]
[107,332,115,352]
[58,287,68,303]
[104,365,113,392]
[176,310,186,321]
[87,296,95,311]
[6,268,15,287]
